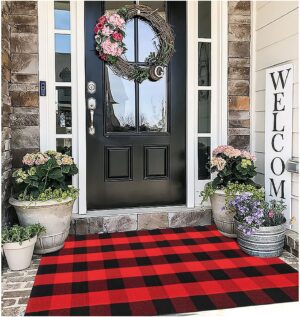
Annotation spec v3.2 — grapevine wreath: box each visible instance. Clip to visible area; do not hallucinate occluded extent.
[94,4,175,83]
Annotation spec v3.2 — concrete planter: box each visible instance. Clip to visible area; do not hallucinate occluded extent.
[210,190,236,238]
[235,219,286,257]
[9,197,75,254]
[2,236,37,271]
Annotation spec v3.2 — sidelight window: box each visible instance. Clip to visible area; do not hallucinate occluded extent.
[104,1,167,134]
[54,1,72,155]
[197,1,212,180]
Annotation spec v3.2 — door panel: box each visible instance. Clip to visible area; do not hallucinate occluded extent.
[85,1,186,210]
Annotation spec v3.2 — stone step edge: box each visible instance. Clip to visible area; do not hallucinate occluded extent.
[70,209,212,235]
[285,229,299,257]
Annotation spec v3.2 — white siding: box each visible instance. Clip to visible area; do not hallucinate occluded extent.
[253,1,299,231]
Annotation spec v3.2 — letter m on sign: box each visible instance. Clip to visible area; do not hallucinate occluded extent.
[265,64,293,221]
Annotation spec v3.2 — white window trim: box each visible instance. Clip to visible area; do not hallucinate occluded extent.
[38,1,79,212]
[187,1,228,207]
[39,1,228,214]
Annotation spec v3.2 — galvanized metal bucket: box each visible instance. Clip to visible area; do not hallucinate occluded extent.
[235,219,286,257]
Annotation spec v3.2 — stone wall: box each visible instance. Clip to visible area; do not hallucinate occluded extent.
[9,1,39,168]
[227,1,251,150]
[1,1,39,225]
[2,1,13,225]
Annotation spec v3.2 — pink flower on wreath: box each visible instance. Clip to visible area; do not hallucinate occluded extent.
[107,13,125,29]
[101,39,123,57]
[99,53,107,61]
[112,32,123,42]
[101,25,114,36]
[98,15,107,25]
[268,210,274,218]
[94,22,104,34]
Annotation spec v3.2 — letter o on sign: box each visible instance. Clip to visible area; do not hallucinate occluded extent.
[270,157,285,176]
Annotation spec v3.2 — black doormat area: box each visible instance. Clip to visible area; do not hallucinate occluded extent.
[25,225,298,316]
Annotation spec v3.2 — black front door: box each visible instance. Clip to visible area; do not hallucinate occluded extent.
[85,1,186,210]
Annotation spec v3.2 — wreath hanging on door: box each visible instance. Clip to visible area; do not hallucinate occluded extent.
[94,4,175,83]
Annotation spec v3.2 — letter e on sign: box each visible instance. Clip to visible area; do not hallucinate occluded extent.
[265,64,293,221]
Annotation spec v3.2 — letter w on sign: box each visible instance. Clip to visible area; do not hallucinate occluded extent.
[265,64,293,222]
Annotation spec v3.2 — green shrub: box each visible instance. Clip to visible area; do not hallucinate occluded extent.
[201,182,264,208]
[1,224,46,245]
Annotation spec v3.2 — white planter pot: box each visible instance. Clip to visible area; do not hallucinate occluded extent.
[2,236,37,271]
[210,190,236,238]
[9,197,75,254]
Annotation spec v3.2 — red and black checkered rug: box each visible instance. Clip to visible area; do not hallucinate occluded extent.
[25,225,298,316]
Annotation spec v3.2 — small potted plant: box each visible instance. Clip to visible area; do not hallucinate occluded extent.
[2,224,45,271]
[200,145,258,237]
[9,151,78,254]
[229,194,287,257]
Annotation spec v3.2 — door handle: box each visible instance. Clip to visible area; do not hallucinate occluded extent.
[88,97,96,135]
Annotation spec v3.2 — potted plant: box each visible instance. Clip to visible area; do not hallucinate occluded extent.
[200,145,258,237]
[9,151,78,254]
[2,224,45,270]
[229,194,287,257]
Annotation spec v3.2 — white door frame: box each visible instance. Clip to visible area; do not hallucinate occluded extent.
[38,1,228,214]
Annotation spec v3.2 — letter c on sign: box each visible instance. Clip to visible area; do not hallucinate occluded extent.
[271,133,284,152]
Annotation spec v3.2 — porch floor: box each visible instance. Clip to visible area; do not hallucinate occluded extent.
[1,229,299,316]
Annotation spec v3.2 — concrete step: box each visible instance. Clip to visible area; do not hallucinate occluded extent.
[71,206,212,235]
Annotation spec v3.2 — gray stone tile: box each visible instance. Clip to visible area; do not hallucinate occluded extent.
[169,210,211,228]
[138,213,168,230]
[89,217,104,234]
[103,215,137,233]
[75,218,89,235]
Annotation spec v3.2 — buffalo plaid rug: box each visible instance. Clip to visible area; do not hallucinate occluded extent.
[25,225,298,316]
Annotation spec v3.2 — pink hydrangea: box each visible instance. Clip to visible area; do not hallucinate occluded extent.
[107,13,125,29]
[34,153,49,165]
[211,156,226,171]
[101,39,123,57]
[22,153,35,166]
[224,147,241,158]
[101,25,113,36]
[213,145,241,158]
[241,150,256,161]
[212,145,229,156]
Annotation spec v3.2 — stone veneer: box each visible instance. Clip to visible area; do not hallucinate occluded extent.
[228,1,251,150]
[2,1,13,225]
[70,209,212,235]
[9,1,39,167]
[1,1,39,225]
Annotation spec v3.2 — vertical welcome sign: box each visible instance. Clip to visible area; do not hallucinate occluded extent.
[265,64,293,220]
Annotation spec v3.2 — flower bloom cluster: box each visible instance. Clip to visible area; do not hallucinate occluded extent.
[241,158,252,169]
[213,145,256,161]
[22,151,74,167]
[211,157,226,171]
[23,153,49,166]
[229,193,264,235]
[53,152,74,166]
[94,12,126,62]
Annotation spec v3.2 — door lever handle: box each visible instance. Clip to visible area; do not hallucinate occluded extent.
[88,97,96,135]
